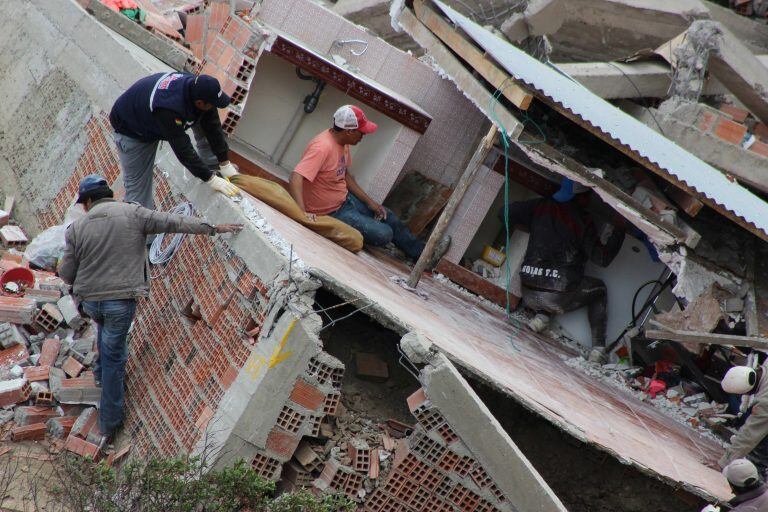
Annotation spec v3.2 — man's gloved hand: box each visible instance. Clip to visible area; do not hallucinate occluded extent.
[700,505,720,512]
[208,175,240,197]
[219,162,239,179]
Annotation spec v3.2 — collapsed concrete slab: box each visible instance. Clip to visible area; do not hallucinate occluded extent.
[401,332,568,511]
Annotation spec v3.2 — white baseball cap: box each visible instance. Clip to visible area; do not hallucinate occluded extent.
[723,459,760,487]
[333,105,378,134]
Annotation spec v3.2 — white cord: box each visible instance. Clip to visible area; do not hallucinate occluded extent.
[149,202,193,267]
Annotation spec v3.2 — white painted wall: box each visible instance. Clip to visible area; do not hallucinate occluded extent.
[555,235,674,348]
[232,53,401,195]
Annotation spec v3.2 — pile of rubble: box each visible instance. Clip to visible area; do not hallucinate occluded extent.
[279,396,407,500]
[0,221,127,465]
[567,356,733,445]
[275,350,414,502]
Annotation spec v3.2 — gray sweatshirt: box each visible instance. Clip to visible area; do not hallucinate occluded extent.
[720,367,768,467]
[59,199,215,301]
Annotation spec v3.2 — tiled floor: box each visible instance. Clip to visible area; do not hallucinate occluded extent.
[242,192,731,500]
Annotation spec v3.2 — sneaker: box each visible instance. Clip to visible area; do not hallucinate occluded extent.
[427,235,452,269]
[588,347,608,364]
[528,313,550,333]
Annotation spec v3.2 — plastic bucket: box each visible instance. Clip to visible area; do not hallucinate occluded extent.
[0,266,35,296]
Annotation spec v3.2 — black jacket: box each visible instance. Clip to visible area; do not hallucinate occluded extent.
[109,72,229,182]
[504,198,624,292]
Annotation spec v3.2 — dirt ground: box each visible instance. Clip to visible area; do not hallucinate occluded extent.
[316,289,421,424]
[469,378,708,512]
[0,441,59,512]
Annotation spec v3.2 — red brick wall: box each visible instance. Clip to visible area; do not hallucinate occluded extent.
[33,118,272,458]
[37,114,121,230]
[123,175,271,458]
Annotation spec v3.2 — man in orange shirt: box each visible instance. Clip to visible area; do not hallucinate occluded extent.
[289,105,449,262]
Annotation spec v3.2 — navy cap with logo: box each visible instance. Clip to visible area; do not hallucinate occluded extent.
[76,174,109,204]
[192,75,231,109]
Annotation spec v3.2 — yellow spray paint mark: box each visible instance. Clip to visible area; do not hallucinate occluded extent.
[244,318,297,380]
[269,318,296,368]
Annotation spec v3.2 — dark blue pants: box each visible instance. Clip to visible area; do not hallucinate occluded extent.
[82,299,137,437]
[331,194,425,260]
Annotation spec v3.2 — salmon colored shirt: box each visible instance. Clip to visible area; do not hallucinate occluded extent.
[294,130,351,215]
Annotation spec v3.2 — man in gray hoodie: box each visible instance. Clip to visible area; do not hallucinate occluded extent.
[719,363,768,476]
[59,174,242,440]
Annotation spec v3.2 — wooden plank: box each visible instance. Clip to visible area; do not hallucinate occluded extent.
[435,259,519,309]
[537,93,768,243]
[645,329,768,350]
[398,9,524,138]
[664,185,704,217]
[407,125,498,287]
[523,141,693,247]
[413,0,533,110]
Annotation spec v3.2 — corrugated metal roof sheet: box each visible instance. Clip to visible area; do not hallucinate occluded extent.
[434,0,768,240]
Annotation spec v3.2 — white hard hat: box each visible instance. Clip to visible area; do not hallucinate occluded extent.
[723,458,760,487]
[722,366,757,394]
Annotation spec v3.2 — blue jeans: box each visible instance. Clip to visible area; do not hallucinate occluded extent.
[331,194,425,259]
[82,299,137,437]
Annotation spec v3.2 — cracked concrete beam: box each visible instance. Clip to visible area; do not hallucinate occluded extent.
[695,20,768,126]
[411,344,568,512]
[500,0,565,41]
[556,60,729,99]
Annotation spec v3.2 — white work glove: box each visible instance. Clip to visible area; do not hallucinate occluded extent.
[207,175,240,197]
[219,162,239,179]
[700,505,720,512]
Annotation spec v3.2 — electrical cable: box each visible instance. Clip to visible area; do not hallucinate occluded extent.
[604,61,666,135]
[148,202,193,278]
[631,279,664,321]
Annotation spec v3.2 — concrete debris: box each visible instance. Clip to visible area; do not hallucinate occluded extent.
[0,232,111,461]
[564,357,728,446]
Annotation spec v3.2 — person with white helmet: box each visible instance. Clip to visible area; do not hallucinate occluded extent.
[718,459,768,511]
[719,363,768,475]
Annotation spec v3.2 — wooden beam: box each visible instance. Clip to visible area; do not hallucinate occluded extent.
[664,185,704,217]
[536,93,768,243]
[413,0,533,110]
[523,141,694,247]
[398,9,524,138]
[407,125,498,287]
[645,329,768,351]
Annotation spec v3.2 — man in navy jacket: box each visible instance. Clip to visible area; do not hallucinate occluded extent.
[110,72,240,209]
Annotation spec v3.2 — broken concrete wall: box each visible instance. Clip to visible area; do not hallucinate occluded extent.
[631,101,768,194]
[375,331,568,511]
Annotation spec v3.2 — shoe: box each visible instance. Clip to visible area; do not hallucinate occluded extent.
[588,347,608,364]
[427,235,452,269]
[528,313,550,333]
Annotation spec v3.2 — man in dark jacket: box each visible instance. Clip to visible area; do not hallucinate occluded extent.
[110,72,240,210]
[503,178,624,362]
[58,174,242,440]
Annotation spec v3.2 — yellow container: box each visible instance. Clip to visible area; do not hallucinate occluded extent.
[481,245,506,267]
